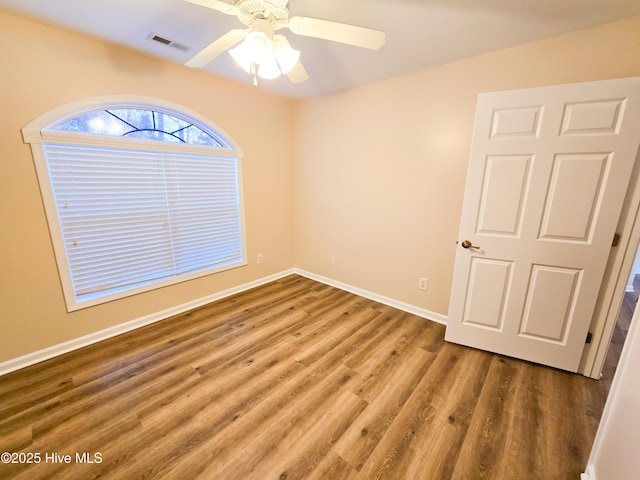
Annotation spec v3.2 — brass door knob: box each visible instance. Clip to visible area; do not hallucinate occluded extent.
[461,240,480,249]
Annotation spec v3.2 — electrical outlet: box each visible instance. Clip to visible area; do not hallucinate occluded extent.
[257,254,263,264]
[330,256,336,265]
[418,278,428,291]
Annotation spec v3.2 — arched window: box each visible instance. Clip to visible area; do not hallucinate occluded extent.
[23,96,246,311]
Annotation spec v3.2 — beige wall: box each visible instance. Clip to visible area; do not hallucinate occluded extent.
[0,12,295,363]
[294,16,640,318]
[1,10,640,365]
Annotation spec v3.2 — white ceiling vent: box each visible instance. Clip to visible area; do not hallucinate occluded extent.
[147,33,191,52]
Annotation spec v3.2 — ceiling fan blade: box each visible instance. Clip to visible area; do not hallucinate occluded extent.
[287,60,309,84]
[183,0,241,16]
[288,16,385,50]
[186,28,248,68]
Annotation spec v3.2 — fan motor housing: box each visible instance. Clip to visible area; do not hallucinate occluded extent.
[237,0,290,26]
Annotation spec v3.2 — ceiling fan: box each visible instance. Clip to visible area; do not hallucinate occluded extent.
[183,0,386,84]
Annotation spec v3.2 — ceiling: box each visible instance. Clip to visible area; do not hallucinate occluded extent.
[1,0,639,99]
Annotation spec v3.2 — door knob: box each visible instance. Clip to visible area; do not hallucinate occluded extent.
[461,240,480,249]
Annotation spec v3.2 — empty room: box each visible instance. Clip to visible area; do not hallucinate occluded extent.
[1,1,640,479]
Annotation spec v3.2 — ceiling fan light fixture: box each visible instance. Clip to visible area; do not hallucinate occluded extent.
[229,28,301,81]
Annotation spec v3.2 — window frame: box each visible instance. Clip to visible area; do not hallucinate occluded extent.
[23,95,247,312]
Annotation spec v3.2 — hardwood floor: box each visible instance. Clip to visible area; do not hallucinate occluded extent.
[0,275,610,479]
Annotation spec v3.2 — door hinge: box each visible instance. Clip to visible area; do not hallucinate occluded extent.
[612,233,621,247]
[586,332,593,344]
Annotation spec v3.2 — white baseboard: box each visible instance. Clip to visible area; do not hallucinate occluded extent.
[581,465,597,480]
[0,269,295,377]
[0,268,447,376]
[294,269,448,325]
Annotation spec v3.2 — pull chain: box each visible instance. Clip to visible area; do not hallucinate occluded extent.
[251,63,258,87]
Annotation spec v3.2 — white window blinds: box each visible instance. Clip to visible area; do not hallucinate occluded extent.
[43,143,244,301]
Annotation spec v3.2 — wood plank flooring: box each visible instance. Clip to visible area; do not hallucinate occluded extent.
[0,275,610,479]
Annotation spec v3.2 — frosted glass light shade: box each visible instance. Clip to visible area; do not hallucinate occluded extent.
[273,35,300,74]
[257,55,281,79]
[228,41,254,74]
[245,31,272,62]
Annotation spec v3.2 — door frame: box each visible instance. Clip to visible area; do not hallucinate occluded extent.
[580,146,640,378]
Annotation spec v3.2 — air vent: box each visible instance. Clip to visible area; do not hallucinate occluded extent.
[146,33,191,52]
[151,34,171,45]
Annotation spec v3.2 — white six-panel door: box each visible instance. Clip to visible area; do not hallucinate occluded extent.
[446,77,640,372]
